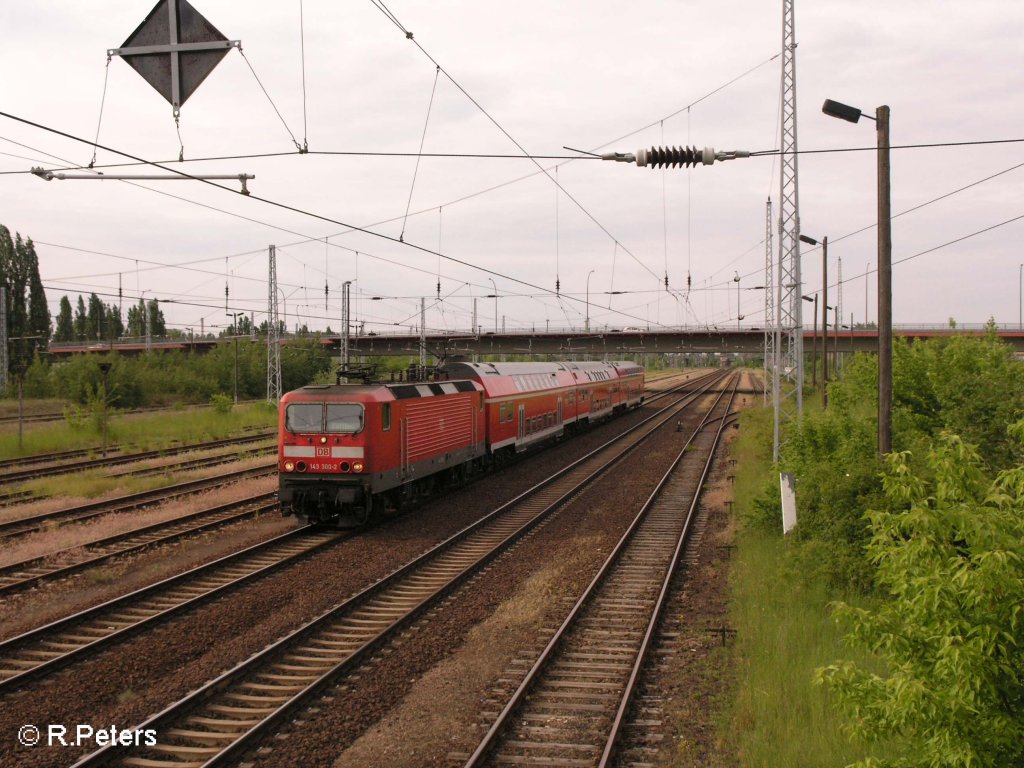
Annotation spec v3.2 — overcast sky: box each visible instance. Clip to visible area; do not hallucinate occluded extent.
[1,0,1022,338]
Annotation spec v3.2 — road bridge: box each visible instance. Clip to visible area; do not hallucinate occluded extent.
[47,324,1024,359]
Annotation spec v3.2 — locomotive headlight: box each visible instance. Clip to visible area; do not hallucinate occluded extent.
[283,461,295,472]
[353,461,364,473]
[320,436,328,444]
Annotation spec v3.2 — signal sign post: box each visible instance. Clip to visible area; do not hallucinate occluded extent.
[109,0,240,116]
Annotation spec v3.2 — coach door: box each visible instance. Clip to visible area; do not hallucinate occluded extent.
[518,404,525,440]
[400,416,409,478]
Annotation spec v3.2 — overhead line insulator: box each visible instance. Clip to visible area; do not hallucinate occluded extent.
[599,146,750,168]
[638,145,710,168]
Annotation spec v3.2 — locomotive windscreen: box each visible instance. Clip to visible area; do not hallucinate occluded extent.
[285,402,364,433]
[286,403,322,433]
[326,404,363,433]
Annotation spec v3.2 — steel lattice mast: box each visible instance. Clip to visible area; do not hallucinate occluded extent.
[774,0,805,462]
[340,281,351,378]
[764,198,775,406]
[266,245,281,403]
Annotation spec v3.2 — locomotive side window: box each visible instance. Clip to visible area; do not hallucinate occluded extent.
[382,403,392,431]
[326,403,364,433]
[286,403,323,433]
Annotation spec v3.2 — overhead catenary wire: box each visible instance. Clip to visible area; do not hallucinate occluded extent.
[694,155,1024,299]
[400,66,441,243]
[12,110,1022,329]
[7,136,1022,178]
[0,46,801,326]
[89,55,112,169]
[299,0,309,151]
[369,0,664,286]
[237,46,304,152]
[0,111,664,330]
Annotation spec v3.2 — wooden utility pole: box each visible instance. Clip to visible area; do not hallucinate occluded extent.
[877,106,892,454]
[821,236,829,406]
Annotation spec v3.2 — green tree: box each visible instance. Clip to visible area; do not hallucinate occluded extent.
[126,300,144,337]
[21,238,50,350]
[73,295,87,340]
[87,293,105,341]
[148,299,166,337]
[816,433,1024,768]
[1,228,50,372]
[105,303,124,340]
[54,296,74,342]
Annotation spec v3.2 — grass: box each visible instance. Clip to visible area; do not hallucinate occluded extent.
[0,398,68,418]
[726,398,911,767]
[0,400,276,459]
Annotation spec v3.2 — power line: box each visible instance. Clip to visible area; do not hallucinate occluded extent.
[3,111,666,329]
[369,1,663,285]
[713,156,1024,296]
[0,149,603,175]
[749,137,1024,157]
[892,213,1024,269]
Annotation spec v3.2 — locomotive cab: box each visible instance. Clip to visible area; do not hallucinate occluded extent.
[278,378,487,527]
[278,385,382,527]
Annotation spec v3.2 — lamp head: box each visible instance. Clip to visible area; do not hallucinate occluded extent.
[822,99,862,124]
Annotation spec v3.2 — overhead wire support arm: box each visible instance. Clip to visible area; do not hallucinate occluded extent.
[29,167,254,195]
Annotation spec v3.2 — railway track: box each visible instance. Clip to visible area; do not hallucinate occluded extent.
[0,464,275,541]
[107,444,275,479]
[0,526,341,693]
[0,430,274,484]
[68,371,731,768]
[461,374,738,767]
[0,492,279,596]
[0,399,264,429]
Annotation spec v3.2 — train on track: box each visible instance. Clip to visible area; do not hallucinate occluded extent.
[278,360,645,526]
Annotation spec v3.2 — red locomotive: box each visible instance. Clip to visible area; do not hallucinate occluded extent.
[278,360,645,525]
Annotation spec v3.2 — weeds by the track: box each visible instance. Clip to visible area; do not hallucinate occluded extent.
[724,403,912,767]
[0,401,276,458]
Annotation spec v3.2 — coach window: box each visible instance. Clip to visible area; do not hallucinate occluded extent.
[325,403,364,433]
[382,403,392,431]
[286,403,323,433]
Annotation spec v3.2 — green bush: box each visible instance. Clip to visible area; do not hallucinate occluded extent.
[209,393,233,414]
[817,432,1024,767]
[760,333,1024,590]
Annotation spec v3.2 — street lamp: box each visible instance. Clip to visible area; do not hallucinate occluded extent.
[226,312,242,404]
[486,278,499,334]
[585,270,595,332]
[733,272,742,329]
[801,294,818,388]
[823,98,892,454]
[865,261,871,326]
[800,233,830,405]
